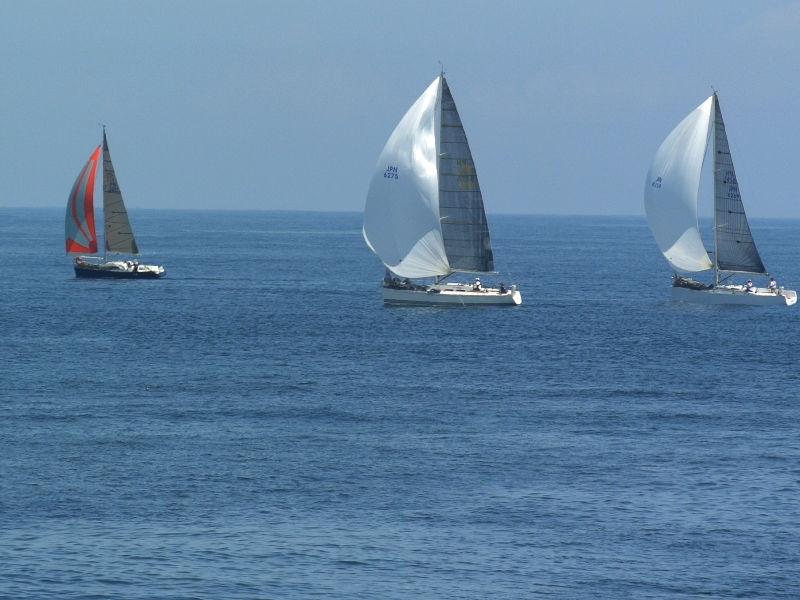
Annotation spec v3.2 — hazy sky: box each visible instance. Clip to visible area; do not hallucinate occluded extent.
[2,1,799,216]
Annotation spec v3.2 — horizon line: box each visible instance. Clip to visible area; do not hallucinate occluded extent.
[2,206,799,221]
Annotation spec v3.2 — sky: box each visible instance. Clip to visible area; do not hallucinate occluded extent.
[1,1,800,217]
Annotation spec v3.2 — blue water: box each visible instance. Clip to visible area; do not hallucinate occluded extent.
[1,208,799,598]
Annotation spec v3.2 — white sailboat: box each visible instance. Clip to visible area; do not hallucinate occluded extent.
[363,74,521,305]
[644,93,796,306]
[65,128,164,278]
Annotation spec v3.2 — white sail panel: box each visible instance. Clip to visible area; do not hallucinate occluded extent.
[363,77,450,278]
[663,228,714,273]
[644,96,714,272]
[102,130,139,255]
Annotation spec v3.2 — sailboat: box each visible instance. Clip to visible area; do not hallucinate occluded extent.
[644,93,796,306]
[65,128,164,278]
[363,74,521,305]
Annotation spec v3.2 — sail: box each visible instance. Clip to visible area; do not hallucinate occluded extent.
[65,146,101,254]
[437,78,494,273]
[712,95,766,274]
[363,77,450,279]
[102,130,139,255]
[644,96,714,272]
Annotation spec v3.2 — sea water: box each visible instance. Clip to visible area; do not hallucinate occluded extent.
[1,208,799,598]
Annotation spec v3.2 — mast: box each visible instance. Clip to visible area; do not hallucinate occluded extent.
[712,94,719,287]
[103,126,107,262]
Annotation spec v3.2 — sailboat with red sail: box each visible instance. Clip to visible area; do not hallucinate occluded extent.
[65,128,164,278]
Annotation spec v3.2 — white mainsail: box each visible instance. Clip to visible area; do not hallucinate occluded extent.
[102,129,139,255]
[363,77,449,279]
[644,96,714,272]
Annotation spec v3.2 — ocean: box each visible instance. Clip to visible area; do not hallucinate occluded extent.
[1,208,799,598]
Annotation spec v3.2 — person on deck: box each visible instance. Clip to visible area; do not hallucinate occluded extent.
[745,279,754,293]
[498,282,507,294]
[473,278,482,292]
[768,278,778,292]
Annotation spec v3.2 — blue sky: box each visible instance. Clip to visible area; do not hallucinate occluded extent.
[1,1,799,216]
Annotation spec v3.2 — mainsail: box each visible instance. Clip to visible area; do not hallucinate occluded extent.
[363,75,495,278]
[438,78,494,273]
[102,129,139,255]
[711,95,765,274]
[65,146,101,254]
[644,97,714,272]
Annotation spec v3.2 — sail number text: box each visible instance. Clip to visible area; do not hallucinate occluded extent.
[722,169,742,200]
[383,166,398,179]
[722,169,737,185]
[721,170,740,199]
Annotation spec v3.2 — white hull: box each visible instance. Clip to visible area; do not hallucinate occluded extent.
[381,283,521,305]
[74,257,165,278]
[671,285,797,306]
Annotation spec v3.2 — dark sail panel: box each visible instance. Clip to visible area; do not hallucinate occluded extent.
[437,77,494,273]
[102,130,139,255]
[712,95,766,274]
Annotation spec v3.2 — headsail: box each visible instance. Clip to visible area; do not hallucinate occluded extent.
[712,95,766,274]
[644,97,714,272]
[438,78,494,273]
[102,130,139,255]
[65,146,100,254]
[363,76,450,278]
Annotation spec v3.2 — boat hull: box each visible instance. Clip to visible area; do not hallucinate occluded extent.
[381,284,521,305]
[75,267,162,279]
[74,260,164,279]
[671,285,796,306]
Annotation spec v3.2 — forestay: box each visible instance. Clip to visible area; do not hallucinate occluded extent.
[363,77,449,279]
[438,78,494,273]
[712,95,765,274]
[102,130,139,255]
[644,97,714,272]
[65,146,100,254]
